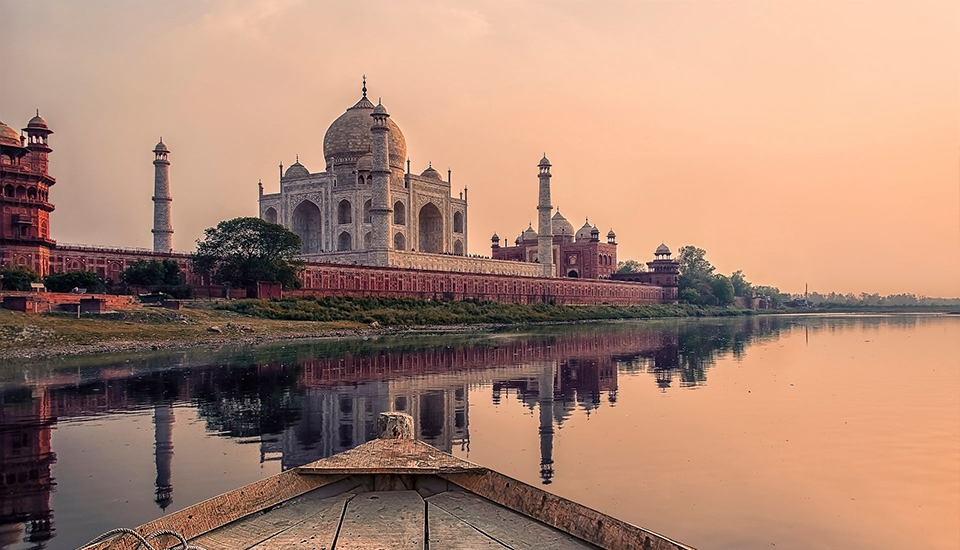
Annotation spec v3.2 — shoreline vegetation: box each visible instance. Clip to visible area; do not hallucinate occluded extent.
[1,296,955,362]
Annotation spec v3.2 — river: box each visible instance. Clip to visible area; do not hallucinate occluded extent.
[0,314,957,550]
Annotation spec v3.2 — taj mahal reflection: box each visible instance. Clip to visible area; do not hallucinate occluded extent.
[0,316,795,549]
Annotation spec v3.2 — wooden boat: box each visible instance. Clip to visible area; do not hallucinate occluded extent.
[83,413,695,550]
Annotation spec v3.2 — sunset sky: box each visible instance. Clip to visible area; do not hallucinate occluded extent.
[1,0,957,297]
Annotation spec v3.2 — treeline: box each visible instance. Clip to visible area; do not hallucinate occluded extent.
[806,292,960,307]
[674,246,788,307]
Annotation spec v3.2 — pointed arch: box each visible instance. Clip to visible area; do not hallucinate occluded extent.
[393,201,406,225]
[337,199,352,224]
[292,200,322,254]
[263,206,278,224]
[363,199,372,224]
[453,239,464,256]
[363,231,372,249]
[453,211,463,233]
[337,231,352,251]
[418,202,443,253]
[394,232,405,250]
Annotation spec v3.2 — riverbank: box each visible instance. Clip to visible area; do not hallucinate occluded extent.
[0,298,747,360]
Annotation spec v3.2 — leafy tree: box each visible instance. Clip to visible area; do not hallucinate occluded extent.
[710,275,736,305]
[123,259,182,286]
[616,259,647,274]
[193,217,304,289]
[679,288,700,304]
[45,270,103,293]
[731,270,752,297]
[677,246,715,277]
[1,266,40,291]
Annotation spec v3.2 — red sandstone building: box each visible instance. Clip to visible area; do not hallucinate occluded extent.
[0,112,678,305]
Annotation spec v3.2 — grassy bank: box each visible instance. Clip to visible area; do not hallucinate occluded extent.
[216,296,748,325]
[1,297,748,361]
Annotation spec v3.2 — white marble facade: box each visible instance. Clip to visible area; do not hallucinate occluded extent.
[259,81,468,267]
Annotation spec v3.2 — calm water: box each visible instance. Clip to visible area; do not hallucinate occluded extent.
[0,315,957,550]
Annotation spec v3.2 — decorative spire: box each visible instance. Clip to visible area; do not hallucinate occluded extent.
[296,154,299,163]
[36,108,39,116]
[362,74,367,98]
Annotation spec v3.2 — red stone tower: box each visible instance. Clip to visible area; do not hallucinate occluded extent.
[0,113,56,276]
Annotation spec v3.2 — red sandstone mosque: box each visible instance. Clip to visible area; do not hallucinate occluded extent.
[0,82,679,304]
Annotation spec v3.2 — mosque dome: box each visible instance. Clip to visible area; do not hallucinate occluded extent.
[323,89,406,170]
[522,223,538,241]
[285,159,310,178]
[607,229,616,239]
[575,219,593,242]
[539,154,551,167]
[420,163,443,181]
[0,121,22,147]
[655,243,671,255]
[552,210,575,237]
[491,232,500,242]
[355,152,373,172]
[153,139,169,153]
[27,113,48,129]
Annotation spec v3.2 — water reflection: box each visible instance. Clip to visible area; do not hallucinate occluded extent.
[0,314,935,549]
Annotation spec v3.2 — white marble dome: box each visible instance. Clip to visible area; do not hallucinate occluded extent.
[323,94,406,169]
[552,210,575,237]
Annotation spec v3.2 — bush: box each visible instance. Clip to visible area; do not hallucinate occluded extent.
[44,270,104,293]
[1,266,40,291]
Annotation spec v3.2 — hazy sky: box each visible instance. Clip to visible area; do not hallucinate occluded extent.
[1,0,957,296]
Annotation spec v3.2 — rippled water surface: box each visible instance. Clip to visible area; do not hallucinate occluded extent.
[1,315,957,550]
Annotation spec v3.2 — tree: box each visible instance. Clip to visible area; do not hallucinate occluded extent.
[731,270,752,297]
[193,217,304,289]
[616,259,646,274]
[123,259,182,286]
[710,274,736,305]
[679,288,700,304]
[1,266,40,291]
[45,270,103,293]
[677,246,715,277]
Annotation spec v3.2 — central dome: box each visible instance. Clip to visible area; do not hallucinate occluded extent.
[323,94,406,170]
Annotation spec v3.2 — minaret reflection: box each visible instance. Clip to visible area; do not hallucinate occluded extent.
[538,360,557,484]
[153,404,174,510]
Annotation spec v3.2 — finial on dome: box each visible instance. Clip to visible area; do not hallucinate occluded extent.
[428,161,432,168]
[296,154,299,162]
[36,108,39,116]
[362,74,367,98]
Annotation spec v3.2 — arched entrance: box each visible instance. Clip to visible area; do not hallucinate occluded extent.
[292,201,322,254]
[337,200,352,224]
[418,203,443,253]
[337,231,352,251]
[567,270,579,278]
[393,201,405,225]
[453,240,463,256]
[394,232,406,250]
[453,211,463,233]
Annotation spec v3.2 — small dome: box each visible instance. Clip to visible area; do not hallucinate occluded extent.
[372,102,388,115]
[538,154,551,167]
[153,139,169,153]
[355,152,373,172]
[655,243,671,255]
[0,121,22,147]
[522,223,538,241]
[420,163,443,181]
[27,113,48,129]
[575,219,593,242]
[591,225,600,235]
[607,229,616,238]
[552,210,575,237]
[285,160,310,178]
[491,232,500,241]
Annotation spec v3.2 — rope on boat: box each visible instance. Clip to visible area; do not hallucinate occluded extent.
[79,527,208,550]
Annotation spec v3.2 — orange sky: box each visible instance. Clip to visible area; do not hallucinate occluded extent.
[1,0,957,296]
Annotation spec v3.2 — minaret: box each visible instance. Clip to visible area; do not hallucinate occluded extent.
[369,100,393,266]
[152,139,173,252]
[537,155,553,277]
[153,404,175,510]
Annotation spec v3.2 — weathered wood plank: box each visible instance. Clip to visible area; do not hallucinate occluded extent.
[335,491,425,550]
[191,493,350,550]
[440,471,695,550]
[299,438,482,475]
[427,491,595,550]
[427,502,507,549]
[247,494,351,550]
[86,472,346,550]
